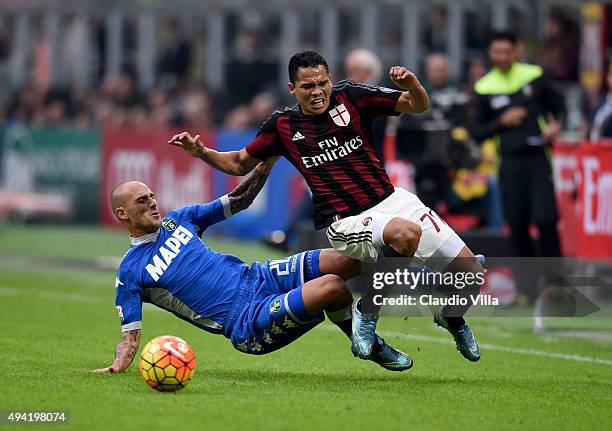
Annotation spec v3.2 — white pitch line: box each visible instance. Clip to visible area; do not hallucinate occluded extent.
[317,325,612,366]
[2,285,611,367]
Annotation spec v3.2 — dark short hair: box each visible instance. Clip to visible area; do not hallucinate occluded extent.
[288,51,329,83]
[489,30,517,46]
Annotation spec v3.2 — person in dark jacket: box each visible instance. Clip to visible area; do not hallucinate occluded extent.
[471,31,565,259]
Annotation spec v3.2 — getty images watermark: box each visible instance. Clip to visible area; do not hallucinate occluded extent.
[350,257,608,318]
[370,266,493,307]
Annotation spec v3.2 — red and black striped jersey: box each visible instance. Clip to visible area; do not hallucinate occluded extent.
[246,79,402,229]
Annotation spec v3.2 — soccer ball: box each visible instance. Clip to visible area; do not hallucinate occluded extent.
[139,335,196,392]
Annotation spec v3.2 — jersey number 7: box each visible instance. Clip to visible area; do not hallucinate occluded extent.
[419,209,446,233]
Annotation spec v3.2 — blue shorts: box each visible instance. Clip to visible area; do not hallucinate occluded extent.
[229,250,325,355]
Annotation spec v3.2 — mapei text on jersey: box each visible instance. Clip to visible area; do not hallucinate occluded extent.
[146,225,194,281]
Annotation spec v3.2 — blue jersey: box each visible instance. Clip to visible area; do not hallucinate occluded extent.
[115,195,250,335]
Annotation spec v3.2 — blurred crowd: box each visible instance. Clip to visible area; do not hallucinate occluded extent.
[0,8,590,134]
[0,75,282,132]
[0,16,282,132]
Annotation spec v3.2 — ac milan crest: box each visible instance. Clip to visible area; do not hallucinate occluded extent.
[329,104,351,127]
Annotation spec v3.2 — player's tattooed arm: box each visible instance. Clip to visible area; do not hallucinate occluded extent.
[92,329,141,374]
[228,157,278,215]
[389,66,429,113]
[111,330,141,372]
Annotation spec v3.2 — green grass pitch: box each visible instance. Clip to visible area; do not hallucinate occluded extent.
[1,224,611,430]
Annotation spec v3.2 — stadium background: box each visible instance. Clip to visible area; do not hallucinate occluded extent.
[0,1,611,430]
[0,0,610,253]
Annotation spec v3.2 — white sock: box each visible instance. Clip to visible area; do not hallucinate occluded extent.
[325,304,351,323]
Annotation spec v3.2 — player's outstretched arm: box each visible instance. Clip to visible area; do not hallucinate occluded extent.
[389,66,429,113]
[228,157,279,215]
[168,131,259,176]
[92,329,141,374]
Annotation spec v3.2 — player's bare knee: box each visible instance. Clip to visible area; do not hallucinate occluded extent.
[320,274,351,302]
[385,219,421,256]
[319,249,361,280]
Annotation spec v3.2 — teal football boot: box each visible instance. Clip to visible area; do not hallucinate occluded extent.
[371,339,413,371]
[351,299,378,359]
[432,254,485,362]
[433,308,481,362]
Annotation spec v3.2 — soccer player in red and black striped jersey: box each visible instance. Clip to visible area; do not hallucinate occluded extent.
[246,75,404,231]
[170,51,484,365]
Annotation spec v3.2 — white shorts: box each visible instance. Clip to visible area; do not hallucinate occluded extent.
[325,187,465,268]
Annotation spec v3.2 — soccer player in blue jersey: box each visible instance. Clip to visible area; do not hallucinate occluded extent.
[93,159,413,374]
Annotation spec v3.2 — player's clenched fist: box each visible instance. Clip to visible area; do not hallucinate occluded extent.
[389,66,420,90]
[168,131,208,158]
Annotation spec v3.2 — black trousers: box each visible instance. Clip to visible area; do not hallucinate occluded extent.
[499,150,562,258]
